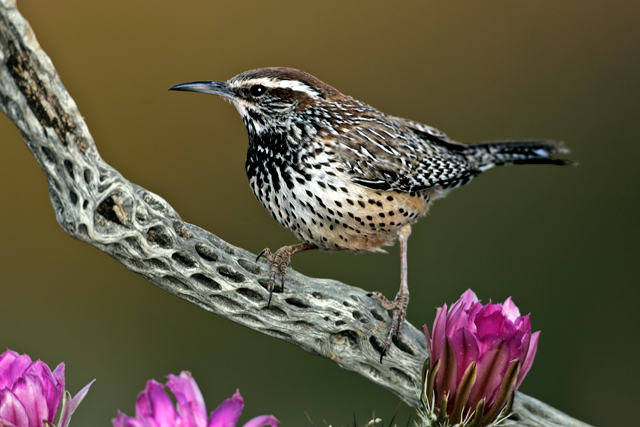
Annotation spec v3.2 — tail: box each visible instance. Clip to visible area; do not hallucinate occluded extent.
[462,141,573,172]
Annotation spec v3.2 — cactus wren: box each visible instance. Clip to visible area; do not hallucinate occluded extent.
[170,68,570,360]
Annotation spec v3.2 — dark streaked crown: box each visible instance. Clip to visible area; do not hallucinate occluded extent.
[228,67,343,102]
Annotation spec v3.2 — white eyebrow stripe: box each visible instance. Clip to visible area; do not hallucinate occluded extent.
[238,78,321,99]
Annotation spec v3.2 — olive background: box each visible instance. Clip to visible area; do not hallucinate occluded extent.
[1,1,638,426]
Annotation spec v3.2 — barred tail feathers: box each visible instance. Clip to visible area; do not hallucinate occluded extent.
[462,141,572,172]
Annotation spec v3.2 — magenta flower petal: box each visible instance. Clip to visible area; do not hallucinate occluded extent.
[208,390,243,427]
[114,374,278,427]
[29,361,65,421]
[137,380,177,426]
[502,297,521,321]
[0,353,32,391]
[449,328,479,384]
[0,389,29,427]
[516,331,540,389]
[423,324,432,356]
[112,412,148,427]
[241,415,280,427]
[11,374,50,427]
[430,303,448,365]
[468,340,510,409]
[167,372,207,427]
[422,290,540,424]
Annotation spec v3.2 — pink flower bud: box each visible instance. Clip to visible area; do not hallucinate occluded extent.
[0,349,93,427]
[421,290,540,427]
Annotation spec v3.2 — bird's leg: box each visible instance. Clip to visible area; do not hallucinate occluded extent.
[369,224,412,362]
[256,242,317,305]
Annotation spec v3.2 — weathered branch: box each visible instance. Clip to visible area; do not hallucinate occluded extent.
[0,2,588,426]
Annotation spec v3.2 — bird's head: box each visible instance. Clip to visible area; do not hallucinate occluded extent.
[170,67,344,135]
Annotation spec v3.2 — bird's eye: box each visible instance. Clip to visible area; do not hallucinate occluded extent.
[250,85,266,97]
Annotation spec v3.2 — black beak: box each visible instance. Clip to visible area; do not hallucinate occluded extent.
[169,81,235,101]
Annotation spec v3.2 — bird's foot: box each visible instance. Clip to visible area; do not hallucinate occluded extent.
[256,246,291,305]
[256,242,317,305]
[369,290,409,362]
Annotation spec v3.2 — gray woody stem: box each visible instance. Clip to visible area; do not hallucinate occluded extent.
[0,2,589,426]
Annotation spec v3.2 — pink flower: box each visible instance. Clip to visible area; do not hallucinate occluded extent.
[421,290,540,427]
[113,372,279,427]
[0,349,94,427]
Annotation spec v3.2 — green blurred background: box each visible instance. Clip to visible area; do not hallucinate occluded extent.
[1,1,638,425]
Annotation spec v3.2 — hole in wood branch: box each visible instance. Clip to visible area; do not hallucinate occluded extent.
[40,146,56,163]
[237,258,262,275]
[370,309,385,322]
[195,243,218,262]
[173,221,192,240]
[146,258,169,271]
[285,298,310,309]
[217,266,245,283]
[312,292,323,299]
[358,362,381,379]
[236,287,264,302]
[97,195,128,227]
[238,314,264,326]
[172,252,197,268]
[163,275,190,292]
[392,335,417,357]
[146,225,173,248]
[209,295,242,310]
[69,190,78,205]
[258,278,282,294]
[190,273,222,291]
[390,367,414,388]
[294,321,313,329]
[262,306,286,317]
[83,168,92,184]
[331,330,359,348]
[143,193,169,213]
[369,335,385,356]
[63,159,74,179]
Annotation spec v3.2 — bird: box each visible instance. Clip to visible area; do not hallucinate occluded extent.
[170,67,570,360]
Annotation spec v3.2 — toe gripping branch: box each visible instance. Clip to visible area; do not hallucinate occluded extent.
[256,242,317,305]
[370,290,410,363]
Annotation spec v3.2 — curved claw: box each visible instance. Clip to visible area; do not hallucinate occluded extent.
[256,248,271,262]
[370,289,409,363]
[259,243,317,307]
